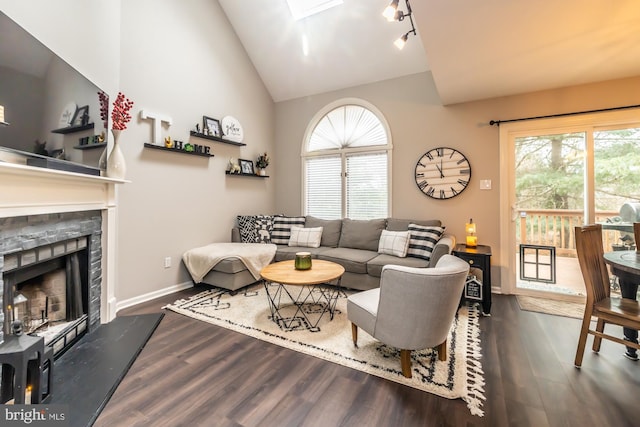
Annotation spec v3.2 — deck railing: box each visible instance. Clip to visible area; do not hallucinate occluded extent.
[517,209,623,256]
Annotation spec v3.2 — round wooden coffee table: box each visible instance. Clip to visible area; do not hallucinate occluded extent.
[260,260,345,331]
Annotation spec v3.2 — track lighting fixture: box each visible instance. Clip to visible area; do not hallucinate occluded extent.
[383,0,417,49]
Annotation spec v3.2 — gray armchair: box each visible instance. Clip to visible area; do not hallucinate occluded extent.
[347,254,470,378]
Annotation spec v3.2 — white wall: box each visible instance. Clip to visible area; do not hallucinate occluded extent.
[2,0,276,306]
[275,71,640,289]
[116,0,275,302]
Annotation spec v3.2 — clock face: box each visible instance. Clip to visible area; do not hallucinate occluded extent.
[415,147,471,199]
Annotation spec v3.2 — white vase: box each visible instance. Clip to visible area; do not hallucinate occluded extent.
[106,129,126,179]
[259,168,266,176]
[98,145,108,171]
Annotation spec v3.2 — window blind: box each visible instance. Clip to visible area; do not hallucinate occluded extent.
[304,103,390,220]
[305,156,342,219]
[346,152,388,219]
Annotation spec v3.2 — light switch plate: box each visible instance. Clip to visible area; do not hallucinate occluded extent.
[480,179,492,190]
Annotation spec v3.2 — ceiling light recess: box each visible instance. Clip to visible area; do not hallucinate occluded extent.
[286,0,343,21]
[383,0,417,50]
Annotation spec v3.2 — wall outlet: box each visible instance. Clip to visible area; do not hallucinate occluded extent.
[164,257,171,268]
[479,179,492,190]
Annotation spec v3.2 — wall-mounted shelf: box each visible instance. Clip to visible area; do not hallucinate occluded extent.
[0,121,9,127]
[74,142,107,150]
[144,143,214,157]
[190,131,246,147]
[226,171,268,178]
[51,123,95,134]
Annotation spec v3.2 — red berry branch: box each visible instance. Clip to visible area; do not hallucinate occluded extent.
[97,91,109,129]
[111,92,134,130]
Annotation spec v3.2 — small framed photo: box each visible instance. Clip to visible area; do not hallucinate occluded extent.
[71,105,89,126]
[203,116,221,137]
[239,158,254,175]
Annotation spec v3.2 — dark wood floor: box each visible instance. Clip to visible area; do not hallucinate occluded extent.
[94,286,640,427]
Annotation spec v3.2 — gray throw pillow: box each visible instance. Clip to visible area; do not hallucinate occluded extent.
[338,218,386,251]
[386,218,442,231]
[305,216,342,247]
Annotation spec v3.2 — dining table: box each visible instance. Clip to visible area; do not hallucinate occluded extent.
[603,250,640,278]
[603,249,640,353]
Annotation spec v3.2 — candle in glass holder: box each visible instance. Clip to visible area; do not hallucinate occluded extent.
[465,219,477,248]
[294,252,312,270]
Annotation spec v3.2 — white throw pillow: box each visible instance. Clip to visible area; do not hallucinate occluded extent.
[288,226,323,248]
[378,230,410,257]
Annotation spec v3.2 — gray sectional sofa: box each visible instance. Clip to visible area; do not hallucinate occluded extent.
[222,216,455,291]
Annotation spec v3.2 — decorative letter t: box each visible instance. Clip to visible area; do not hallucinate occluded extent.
[140,110,172,145]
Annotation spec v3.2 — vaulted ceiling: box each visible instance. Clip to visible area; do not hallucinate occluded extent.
[219,0,640,105]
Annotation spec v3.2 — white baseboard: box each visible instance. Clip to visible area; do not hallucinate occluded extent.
[115,281,193,313]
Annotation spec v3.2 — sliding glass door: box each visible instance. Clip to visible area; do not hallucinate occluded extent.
[500,109,640,300]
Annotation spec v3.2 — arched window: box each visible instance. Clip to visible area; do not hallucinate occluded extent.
[303,99,392,219]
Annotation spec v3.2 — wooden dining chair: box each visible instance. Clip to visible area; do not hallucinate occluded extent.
[574,224,640,367]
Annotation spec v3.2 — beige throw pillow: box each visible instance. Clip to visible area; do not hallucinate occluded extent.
[378,230,410,257]
[288,226,323,248]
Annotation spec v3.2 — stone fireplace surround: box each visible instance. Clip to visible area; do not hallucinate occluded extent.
[0,161,126,344]
[0,212,102,345]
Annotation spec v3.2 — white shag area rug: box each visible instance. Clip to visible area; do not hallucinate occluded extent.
[164,282,485,416]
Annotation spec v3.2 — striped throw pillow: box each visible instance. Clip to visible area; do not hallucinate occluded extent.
[407,224,445,261]
[271,216,306,244]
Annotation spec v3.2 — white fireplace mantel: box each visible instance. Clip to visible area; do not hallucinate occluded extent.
[0,161,128,323]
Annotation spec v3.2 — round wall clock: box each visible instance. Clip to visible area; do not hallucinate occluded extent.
[414,147,471,199]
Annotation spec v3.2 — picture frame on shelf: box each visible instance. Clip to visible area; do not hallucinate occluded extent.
[71,105,89,126]
[239,158,254,175]
[203,115,221,137]
[59,101,77,127]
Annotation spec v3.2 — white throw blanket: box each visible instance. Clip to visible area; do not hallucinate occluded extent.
[182,242,277,283]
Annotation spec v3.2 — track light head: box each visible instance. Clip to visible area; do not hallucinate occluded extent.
[394,33,409,50]
[382,0,400,21]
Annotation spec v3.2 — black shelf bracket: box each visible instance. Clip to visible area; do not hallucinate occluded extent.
[144,143,214,158]
[190,131,246,147]
[51,123,95,134]
[225,171,268,178]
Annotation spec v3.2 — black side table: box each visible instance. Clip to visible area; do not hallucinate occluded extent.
[452,244,492,315]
